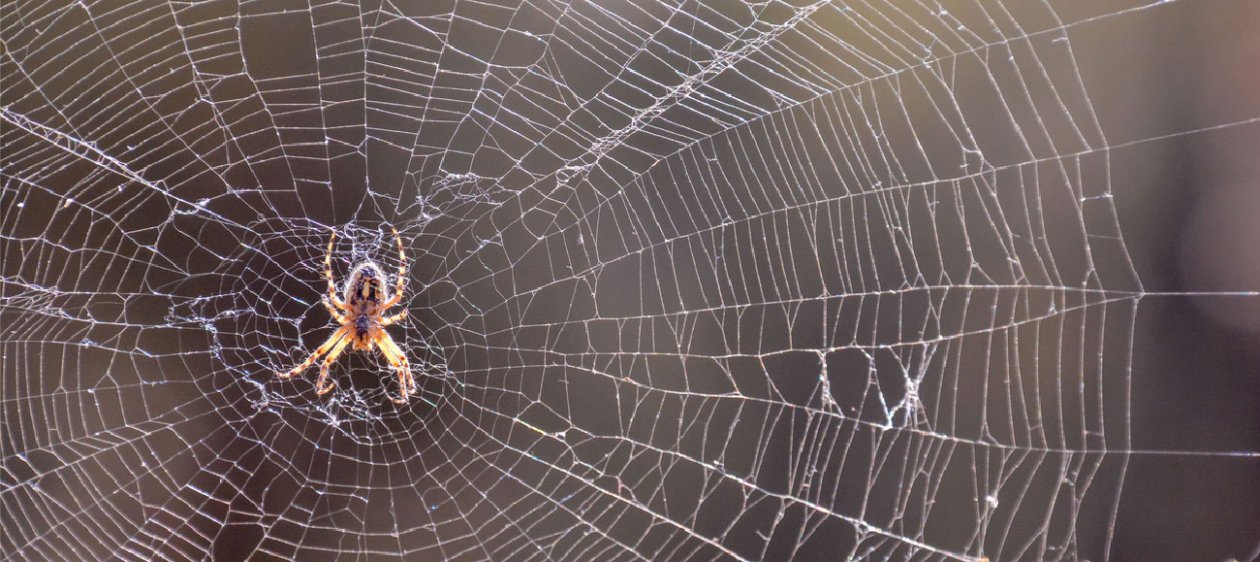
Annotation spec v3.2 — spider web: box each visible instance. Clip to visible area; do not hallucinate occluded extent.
[3,0,1258,561]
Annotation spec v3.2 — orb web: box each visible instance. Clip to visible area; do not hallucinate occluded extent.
[3,1,1258,561]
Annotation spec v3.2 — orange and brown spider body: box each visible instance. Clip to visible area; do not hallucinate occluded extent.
[343,262,391,350]
[276,227,417,404]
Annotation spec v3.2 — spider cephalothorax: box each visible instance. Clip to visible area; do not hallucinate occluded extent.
[276,227,417,404]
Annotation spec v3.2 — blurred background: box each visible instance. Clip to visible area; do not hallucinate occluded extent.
[2,1,1257,561]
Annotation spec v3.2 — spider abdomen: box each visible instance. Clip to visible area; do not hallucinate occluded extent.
[341,263,391,351]
[344,262,388,307]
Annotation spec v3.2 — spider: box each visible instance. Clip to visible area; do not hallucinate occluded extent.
[276,227,417,404]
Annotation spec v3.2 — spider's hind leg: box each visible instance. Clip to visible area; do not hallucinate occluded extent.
[324,229,347,311]
[381,310,407,326]
[323,296,349,324]
[381,227,408,309]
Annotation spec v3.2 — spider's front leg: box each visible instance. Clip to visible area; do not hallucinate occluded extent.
[375,331,416,404]
[277,326,349,379]
[315,333,352,395]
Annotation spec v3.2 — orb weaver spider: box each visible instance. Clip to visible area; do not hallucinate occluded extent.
[276,227,417,404]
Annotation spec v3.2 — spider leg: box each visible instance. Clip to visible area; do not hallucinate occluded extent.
[375,330,415,404]
[381,226,407,309]
[315,332,352,395]
[324,229,347,311]
[277,326,349,379]
[323,295,349,324]
[380,309,407,326]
